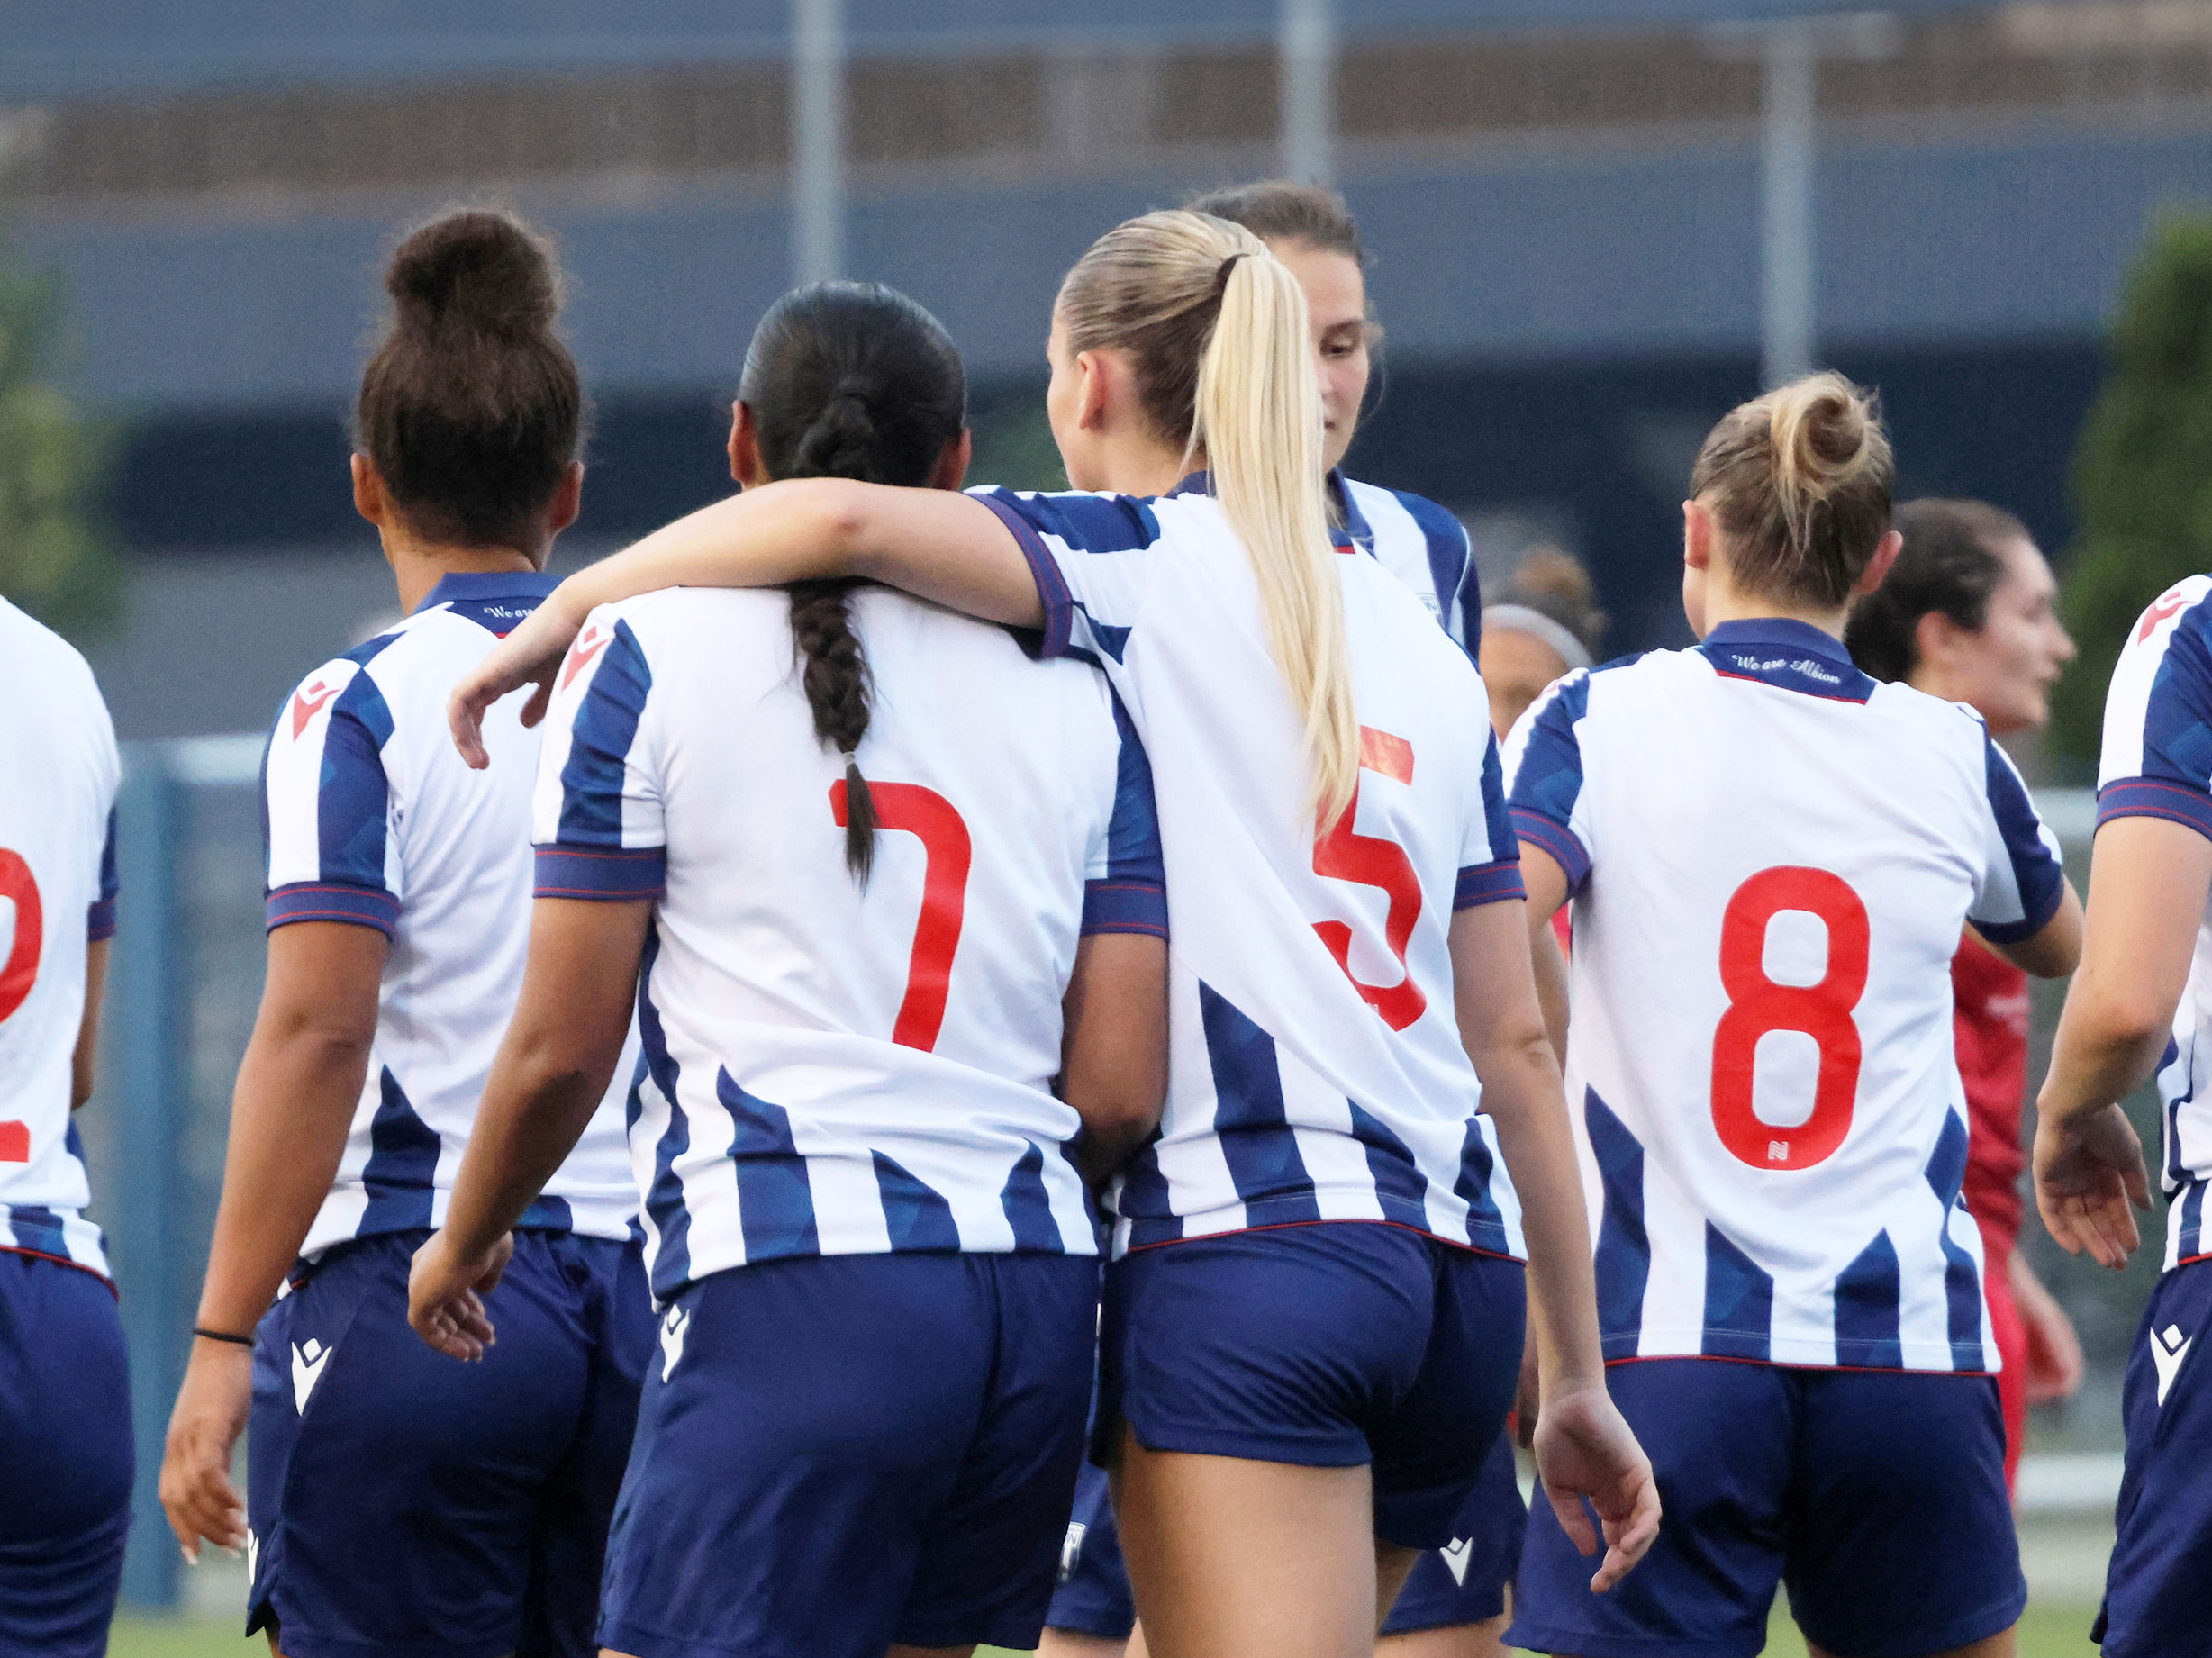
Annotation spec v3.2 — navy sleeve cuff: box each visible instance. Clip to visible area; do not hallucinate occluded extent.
[1508,807,1592,894]
[2098,776,2212,847]
[1972,871,2066,946]
[86,899,117,943]
[1454,859,1527,910]
[974,491,1074,661]
[1081,878,1168,938]
[267,881,400,938]
[534,844,667,901]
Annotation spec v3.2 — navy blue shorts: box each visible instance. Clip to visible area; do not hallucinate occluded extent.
[1509,1359,2024,1658]
[598,1250,1097,1658]
[1046,1427,1526,1640]
[1099,1221,1525,1550]
[246,1228,652,1658]
[2097,1256,2212,1658]
[0,1252,131,1658]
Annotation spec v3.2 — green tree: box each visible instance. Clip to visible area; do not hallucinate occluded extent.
[965,386,1065,493]
[0,251,123,642]
[2054,212,2212,761]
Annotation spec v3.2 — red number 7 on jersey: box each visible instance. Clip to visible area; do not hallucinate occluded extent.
[830,780,973,1053]
[1313,728,1427,1031]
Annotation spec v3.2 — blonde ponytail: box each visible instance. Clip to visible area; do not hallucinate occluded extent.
[1056,210,1359,827]
[1195,249,1359,826]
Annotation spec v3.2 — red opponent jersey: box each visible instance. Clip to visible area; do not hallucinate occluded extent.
[1954,934,2031,1248]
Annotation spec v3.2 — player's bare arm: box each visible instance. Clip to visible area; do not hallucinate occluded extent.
[1982,874,2083,979]
[1446,887,1659,1594]
[160,920,386,1563]
[1058,931,1169,1189]
[449,481,1038,767]
[408,895,649,1360]
[2035,815,2206,1268]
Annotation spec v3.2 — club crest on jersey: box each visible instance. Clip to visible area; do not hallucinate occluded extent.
[2153,1321,2192,1407]
[292,1336,332,1413]
[659,1304,690,1380]
[290,679,337,738]
[2138,590,2191,644]
[562,624,611,689]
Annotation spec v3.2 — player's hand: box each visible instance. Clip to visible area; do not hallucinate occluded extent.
[447,596,585,769]
[2034,1101,2150,1271]
[159,1337,254,1564]
[1531,1380,1662,1593]
[407,1228,513,1361]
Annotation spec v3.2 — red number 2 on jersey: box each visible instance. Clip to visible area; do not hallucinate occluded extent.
[1710,865,1869,1170]
[830,780,972,1053]
[1313,727,1427,1032]
[0,848,46,1162]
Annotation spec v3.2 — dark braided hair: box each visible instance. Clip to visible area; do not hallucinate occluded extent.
[739,281,966,882]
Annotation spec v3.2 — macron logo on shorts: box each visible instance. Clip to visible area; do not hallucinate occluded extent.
[1058,1521,1088,1584]
[660,1305,689,1380]
[2153,1322,2193,1407]
[1439,1536,1474,1587]
[292,1337,332,1413]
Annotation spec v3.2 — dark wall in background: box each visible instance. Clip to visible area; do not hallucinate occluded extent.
[113,333,2106,658]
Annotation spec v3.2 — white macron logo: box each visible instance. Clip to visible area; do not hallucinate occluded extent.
[2153,1322,2193,1407]
[1439,1537,1474,1587]
[1059,1520,1088,1582]
[291,1338,331,1413]
[244,1528,259,1584]
[660,1306,690,1381]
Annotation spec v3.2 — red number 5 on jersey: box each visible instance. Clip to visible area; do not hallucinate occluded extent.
[1313,727,1426,1032]
[830,780,972,1053]
[1710,865,1869,1171]
[0,847,45,1162]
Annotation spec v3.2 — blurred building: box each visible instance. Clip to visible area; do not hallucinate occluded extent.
[12,0,2212,735]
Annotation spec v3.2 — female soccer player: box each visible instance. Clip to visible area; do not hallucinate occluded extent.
[442,209,1658,1658]
[2033,566,2212,1657]
[409,277,1170,1658]
[1502,375,2082,1658]
[1482,550,1607,744]
[1033,178,1538,1658]
[1845,497,2085,1488]
[157,209,650,1658]
[0,597,124,1658]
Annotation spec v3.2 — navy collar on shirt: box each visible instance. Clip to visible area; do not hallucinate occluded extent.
[1167,468,1373,555]
[413,569,561,614]
[1698,617,1875,703]
[414,569,562,637]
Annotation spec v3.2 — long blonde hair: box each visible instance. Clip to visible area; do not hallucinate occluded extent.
[1056,209,1359,827]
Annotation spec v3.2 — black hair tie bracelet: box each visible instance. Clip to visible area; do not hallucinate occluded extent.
[193,1326,256,1346]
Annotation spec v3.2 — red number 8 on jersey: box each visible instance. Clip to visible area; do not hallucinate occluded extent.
[1710,865,1869,1171]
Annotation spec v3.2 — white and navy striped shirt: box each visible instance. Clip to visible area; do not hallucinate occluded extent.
[973,476,1527,1263]
[1505,621,2066,1372]
[2095,575,2212,1272]
[0,599,120,1281]
[1333,471,1480,658]
[534,585,1166,1301]
[263,572,639,1258]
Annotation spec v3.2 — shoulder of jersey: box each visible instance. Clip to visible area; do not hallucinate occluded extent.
[2127,574,2212,657]
[1339,477,1466,543]
[0,594,102,689]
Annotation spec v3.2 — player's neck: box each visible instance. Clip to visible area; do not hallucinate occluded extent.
[1696,582,1848,644]
[1091,432,1194,500]
[383,538,547,616]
